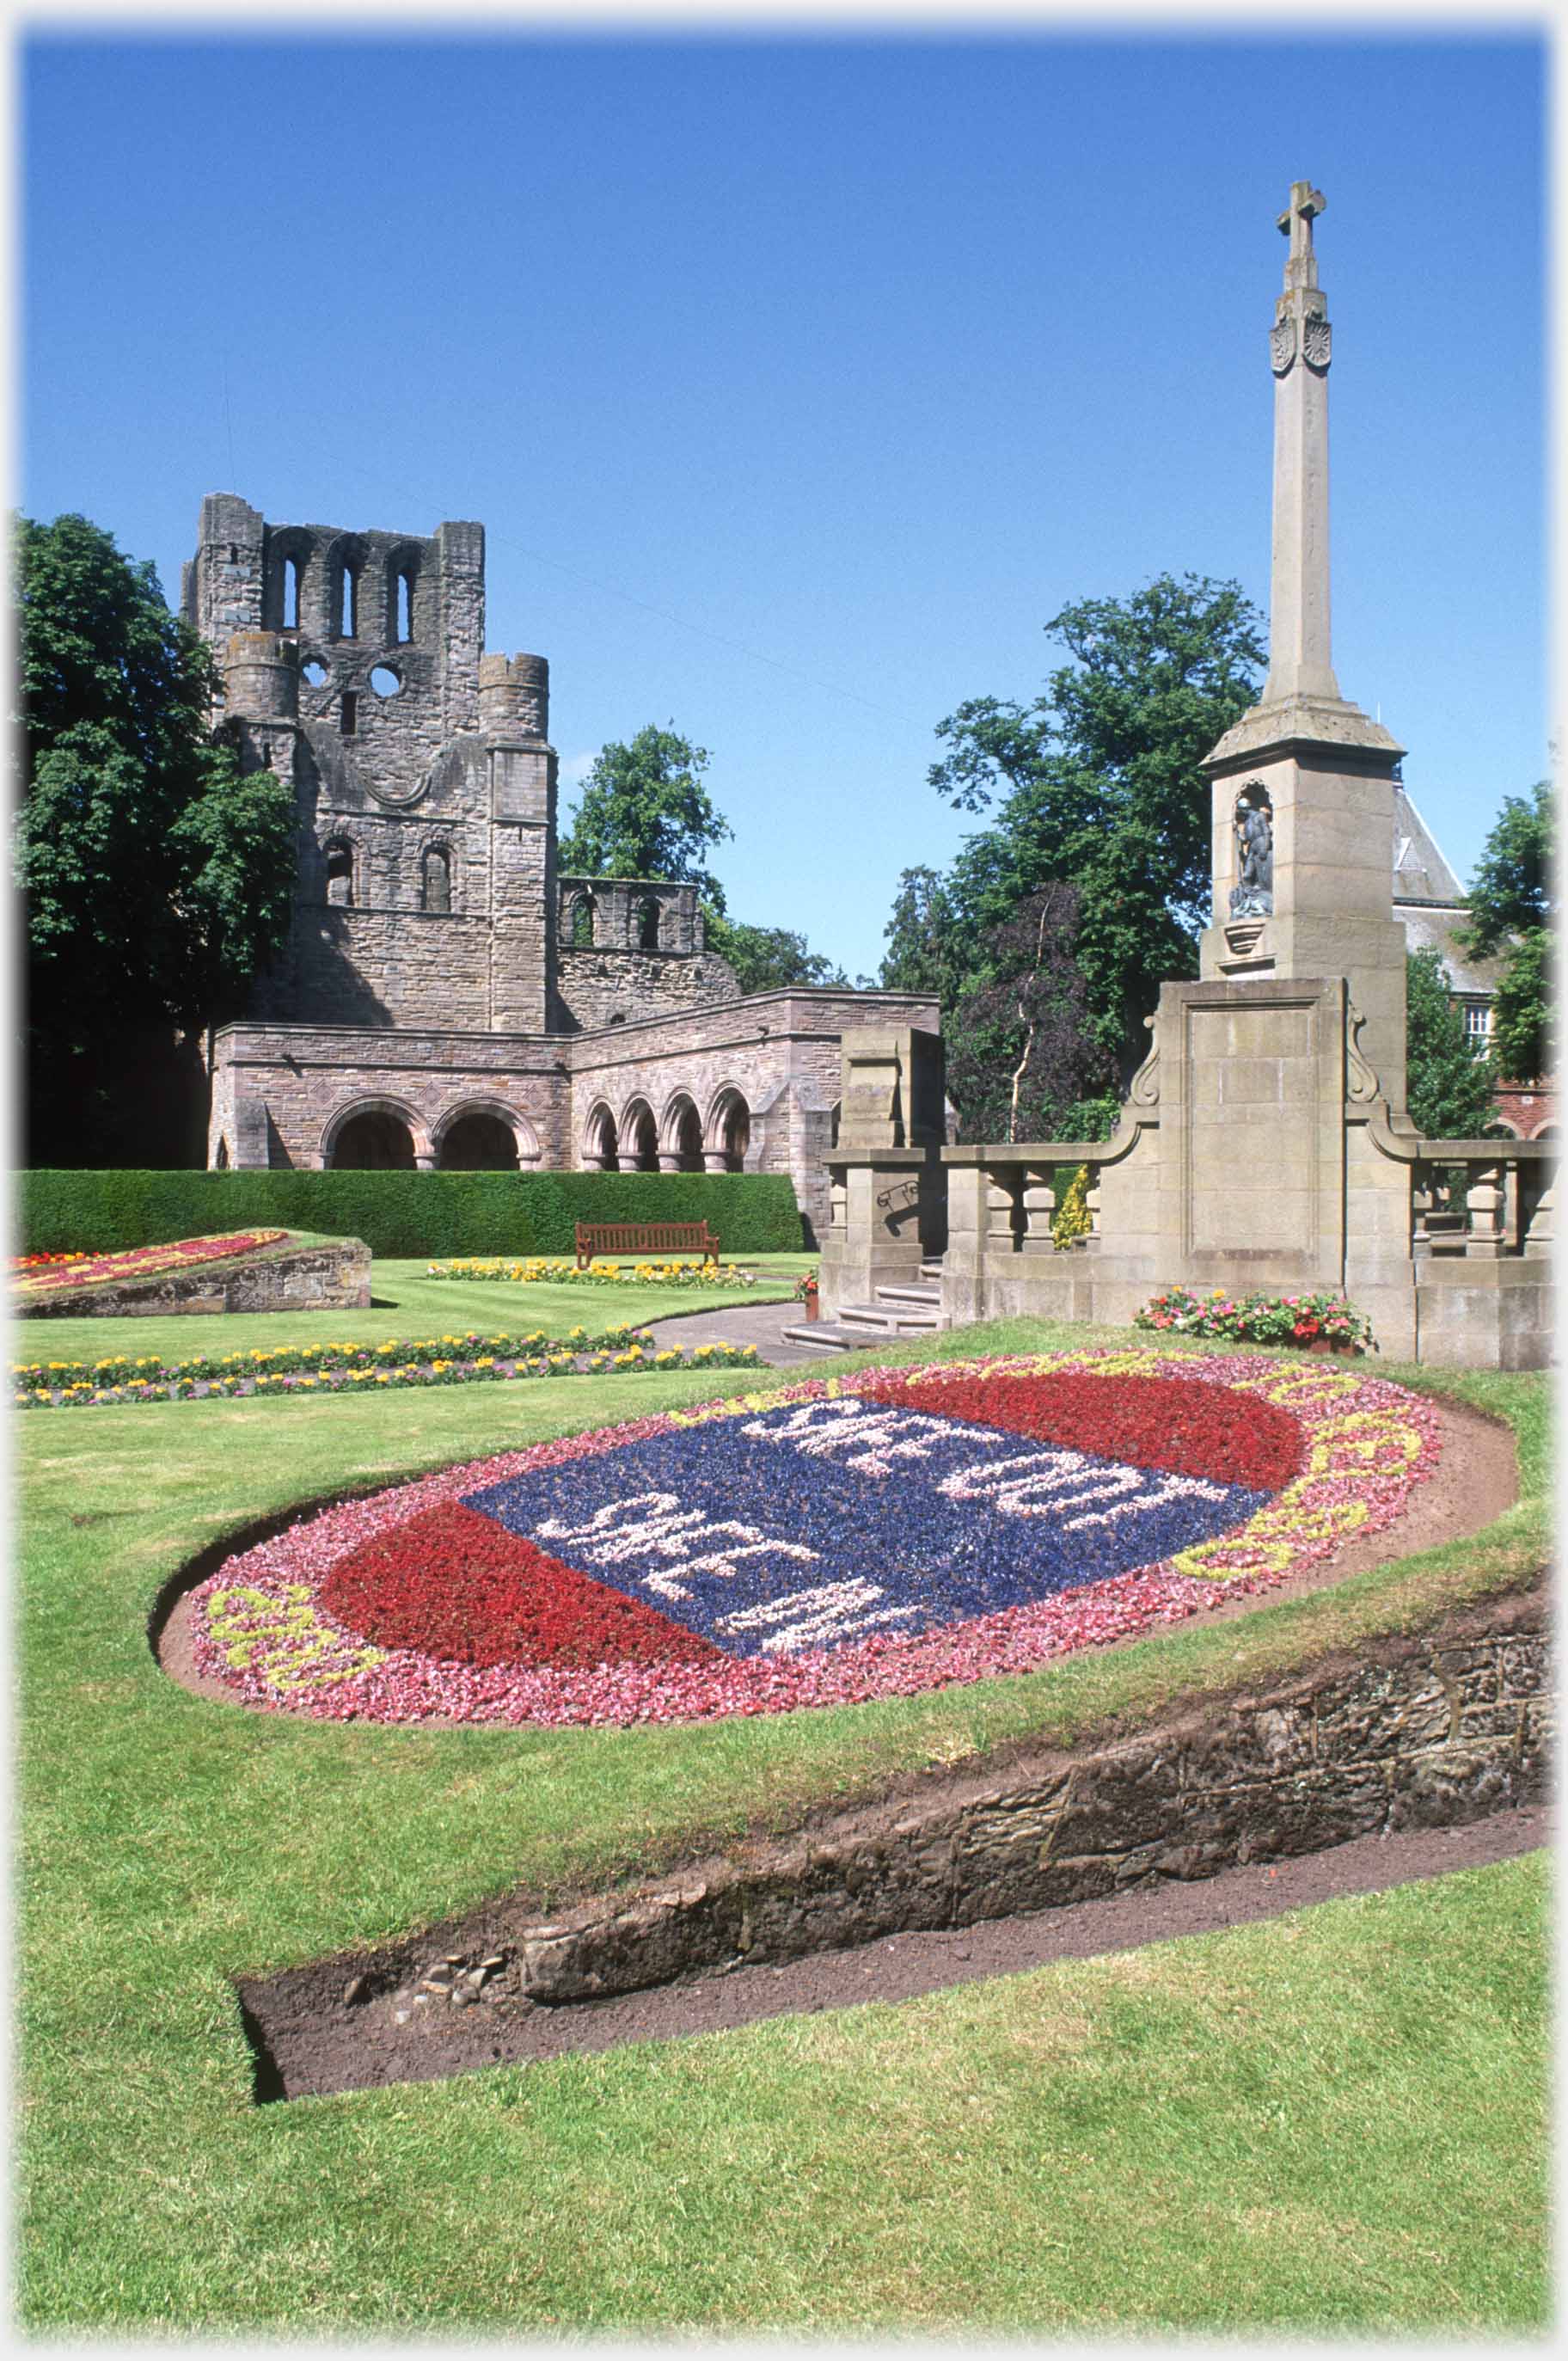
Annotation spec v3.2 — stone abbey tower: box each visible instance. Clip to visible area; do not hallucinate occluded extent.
[183,495,938,1241]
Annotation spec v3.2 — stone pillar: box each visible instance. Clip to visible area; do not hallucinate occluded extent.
[483,653,556,1033]
[1199,181,1412,1118]
[701,1150,731,1174]
[817,1027,946,1316]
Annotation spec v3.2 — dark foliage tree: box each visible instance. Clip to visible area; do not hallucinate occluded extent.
[893,574,1266,1094]
[15,512,297,1166]
[558,724,733,911]
[943,884,1118,1144]
[1405,947,1498,1140]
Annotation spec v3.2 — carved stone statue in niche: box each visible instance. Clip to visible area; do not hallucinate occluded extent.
[1228,788,1274,917]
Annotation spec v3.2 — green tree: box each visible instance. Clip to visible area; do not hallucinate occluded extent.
[1405,947,1498,1139]
[702,915,849,994]
[1461,780,1554,1082]
[891,573,1265,1120]
[15,512,297,1165]
[558,724,733,911]
[1490,926,1553,1082]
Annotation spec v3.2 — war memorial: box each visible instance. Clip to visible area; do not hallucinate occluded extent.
[819,183,1555,1370]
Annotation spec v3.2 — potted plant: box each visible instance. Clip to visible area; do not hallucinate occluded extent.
[795,1272,820,1322]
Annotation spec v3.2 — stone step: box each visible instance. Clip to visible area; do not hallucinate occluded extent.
[836,1303,943,1332]
[778,1322,856,1352]
[919,1260,945,1282]
[875,1283,942,1307]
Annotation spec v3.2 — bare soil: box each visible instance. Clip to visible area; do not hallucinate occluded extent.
[244,1804,1548,2101]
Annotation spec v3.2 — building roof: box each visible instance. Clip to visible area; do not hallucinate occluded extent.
[1392,783,1466,905]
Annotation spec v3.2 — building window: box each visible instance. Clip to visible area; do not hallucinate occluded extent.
[421,845,451,914]
[340,691,358,737]
[339,565,358,639]
[394,567,414,642]
[283,557,300,630]
[636,895,662,950]
[325,841,355,906]
[1465,1003,1492,1043]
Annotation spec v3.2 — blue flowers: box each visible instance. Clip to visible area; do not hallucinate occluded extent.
[464,1395,1271,1661]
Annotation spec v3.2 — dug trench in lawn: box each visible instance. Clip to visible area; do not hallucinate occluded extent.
[229,1557,1546,2101]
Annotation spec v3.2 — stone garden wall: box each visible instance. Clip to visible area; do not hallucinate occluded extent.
[505,1585,1549,2002]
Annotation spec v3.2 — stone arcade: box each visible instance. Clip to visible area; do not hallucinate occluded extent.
[184,498,937,1242]
[821,183,1553,1368]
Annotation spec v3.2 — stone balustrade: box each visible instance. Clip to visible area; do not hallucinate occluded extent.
[1412,1138,1556,1260]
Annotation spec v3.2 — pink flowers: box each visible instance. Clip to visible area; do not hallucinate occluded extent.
[182,1350,1442,1732]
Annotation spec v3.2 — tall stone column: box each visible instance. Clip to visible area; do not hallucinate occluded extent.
[1200,180,1412,1119]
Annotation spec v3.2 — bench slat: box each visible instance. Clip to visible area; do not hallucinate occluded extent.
[574,1220,721,1270]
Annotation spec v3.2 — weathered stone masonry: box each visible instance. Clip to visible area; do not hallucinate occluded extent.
[188,494,937,1237]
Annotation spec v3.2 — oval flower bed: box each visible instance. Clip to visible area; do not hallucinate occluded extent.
[186,1348,1442,1729]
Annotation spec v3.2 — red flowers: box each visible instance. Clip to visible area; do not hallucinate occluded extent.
[319,1503,726,1672]
[14,1230,288,1296]
[862,1371,1302,1492]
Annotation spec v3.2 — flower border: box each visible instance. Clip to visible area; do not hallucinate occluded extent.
[185,1348,1442,1730]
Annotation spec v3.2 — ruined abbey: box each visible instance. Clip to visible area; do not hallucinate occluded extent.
[184,495,936,1241]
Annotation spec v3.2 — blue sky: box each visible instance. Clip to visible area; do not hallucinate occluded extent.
[21,28,1546,980]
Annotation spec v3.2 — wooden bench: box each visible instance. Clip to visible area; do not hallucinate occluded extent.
[574,1220,721,1271]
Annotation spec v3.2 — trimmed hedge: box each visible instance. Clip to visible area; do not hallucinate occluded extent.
[16,1170,805,1260]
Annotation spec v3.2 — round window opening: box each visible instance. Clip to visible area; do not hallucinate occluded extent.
[301,659,329,688]
[370,665,402,699]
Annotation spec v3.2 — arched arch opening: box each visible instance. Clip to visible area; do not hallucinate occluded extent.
[709,1086,750,1173]
[438,1112,520,1171]
[420,844,452,914]
[635,895,662,951]
[584,1102,619,1172]
[324,837,356,906]
[622,1098,659,1173]
[663,1093,704,1172]
[213,1136,230,1170]
[329,1109,416,1169]
[565,891,596,948]
[385,548,420,643]
[266,530,314,632]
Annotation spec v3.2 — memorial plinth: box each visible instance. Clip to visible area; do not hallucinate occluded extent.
[898,180,1553,1369]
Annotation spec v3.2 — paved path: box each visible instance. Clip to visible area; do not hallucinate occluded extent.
[641,1296,843,1368]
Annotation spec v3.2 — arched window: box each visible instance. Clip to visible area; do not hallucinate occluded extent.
[283,557,300,630]
[420,845,451,914]
[395,567,414,641]
[569,892,595,948]
[324,840,355,907]
[330,1110,415,1169]
[213,1137,230,1170]
[339,564,358,639]
[636,896,662,950]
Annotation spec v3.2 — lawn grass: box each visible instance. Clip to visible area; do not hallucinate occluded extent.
[14,1248,817,1370]
[15,1315,1550,2330]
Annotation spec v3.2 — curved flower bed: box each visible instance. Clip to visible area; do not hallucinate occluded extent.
[15,1328,758,1410]
[186,1349,1442,1730]
[13,1229,288,1301]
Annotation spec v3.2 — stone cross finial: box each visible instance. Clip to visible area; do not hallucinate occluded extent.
[1277,182,1326,273]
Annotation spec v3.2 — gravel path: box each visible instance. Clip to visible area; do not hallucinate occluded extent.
[642,1296,836,1366]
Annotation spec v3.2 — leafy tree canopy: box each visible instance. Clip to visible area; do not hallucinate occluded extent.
[885,574,1265,1117]
[1405,947,1498,1140]
[558,724,733,912]
[703,915,850,994]
[1457,779,1555,1084]
[1489,925,1553,1082]
[15,512,297,1162]
[1461,779,1553,956]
